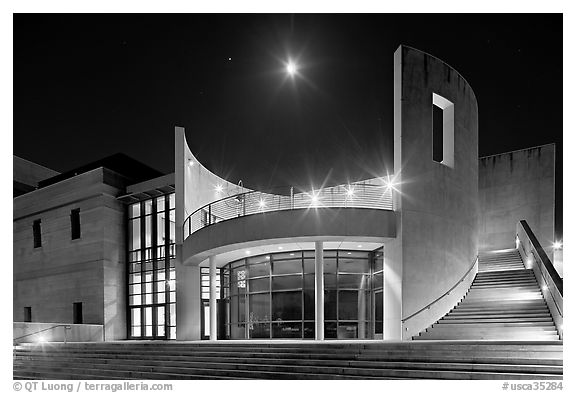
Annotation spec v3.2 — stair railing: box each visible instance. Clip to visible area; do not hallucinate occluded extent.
[13,324,72,345]
[402,256,478,334]
[516,220,563,339]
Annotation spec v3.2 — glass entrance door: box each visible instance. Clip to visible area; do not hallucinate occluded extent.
[374,290,383,339]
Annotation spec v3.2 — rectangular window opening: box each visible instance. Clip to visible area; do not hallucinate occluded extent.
[71,208,81,240]
[432,104,444,163]
[432,93,455,168]
[33,219,41,248]
[73,302,83,324]
[24,307,32,322]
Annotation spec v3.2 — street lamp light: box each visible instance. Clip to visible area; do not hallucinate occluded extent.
[286,60,297,76]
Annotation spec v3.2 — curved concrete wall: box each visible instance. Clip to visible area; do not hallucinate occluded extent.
[183,208,396,265]
[393,46,479,338]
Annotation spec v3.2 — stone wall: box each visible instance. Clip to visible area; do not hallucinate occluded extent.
[13,168,127,340]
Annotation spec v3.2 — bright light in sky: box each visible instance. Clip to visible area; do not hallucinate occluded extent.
[286,61,297,76]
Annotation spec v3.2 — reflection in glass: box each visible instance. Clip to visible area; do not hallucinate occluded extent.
[272,291,302,320]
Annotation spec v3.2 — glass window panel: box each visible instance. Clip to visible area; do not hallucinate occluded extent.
[375,251,384,272]
[157,292,165,303]
[144,283,153,294]
[231,260,246,269]
[144,294,153,304]
[156,196,165,212]
[129,203,140,219]
[130,262,141,273]
[231,324,245,339]
[338,274,369,290]
[272,322,302,338]
[303,322,315,339]
[144,216,152,248]
[249,278,269,293]
[338,258,369,273]
[324,274,336,289]
[157,212,165,246]
[248,254,270,264]
[169,210,175,243]
[272,275,302,291]
[131,308,141,326]
[131,326,141,337]
[157,325,165,337]
[157,307,165,325]
[157,271,166,281]
[169,194,175,209]
[272,291,302,321]
[249,294,270,322]
[338,291,359,320]
[273,252,302,261]
[249,323,270,339]
[324,290,337,320]
[337,322,358,339]
[129,284,141,295]
[273,259,302,275]
[324,250,337,258]
[130,273,141,284]
[324,321,337,339]
[303,274,315,289]
[324,258,337,273]
[373,272,383,289]
[303,250,316,259]
[129,251,141,262]
[130,219,140,251]
[168,280,175,290]
[339,250,369,259]
[145,325,153,336]
[144,261,153,271]
[169,304,176,324]
[157,260,165,270]
[303,289,315,320]
[144,200,152,215]
[169,269,175,280]
[129,295,141,306]
[144,272,153,282]
[248,262,269,278]
[169,327,176,339]
[303,260,315,273]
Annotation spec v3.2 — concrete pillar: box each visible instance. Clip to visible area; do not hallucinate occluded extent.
[175,245,201,341]
[209,256,217,340]
[314,241,324,340]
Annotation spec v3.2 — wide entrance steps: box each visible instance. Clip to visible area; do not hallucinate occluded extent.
[13,341,562,380]
[416,249,560,341]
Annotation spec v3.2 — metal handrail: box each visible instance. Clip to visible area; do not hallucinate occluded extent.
[402,256,478,323]
[13,324,72,345]
[518,220,563,295]
[183,183,394,240]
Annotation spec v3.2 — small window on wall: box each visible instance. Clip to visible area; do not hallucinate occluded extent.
[71,209,81,240]
[73,302,83,324]
[24,307,32,322]
[432,93,454,168]
[33,220,41,248]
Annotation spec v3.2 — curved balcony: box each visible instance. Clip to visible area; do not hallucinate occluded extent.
[183,183,394,240]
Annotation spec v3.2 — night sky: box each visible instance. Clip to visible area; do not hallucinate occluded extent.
[13,14,563,235]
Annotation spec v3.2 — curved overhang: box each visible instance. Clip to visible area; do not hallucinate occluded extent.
[183,207,396,266]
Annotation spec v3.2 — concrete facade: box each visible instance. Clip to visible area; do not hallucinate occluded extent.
[13,168,127,340]
[13,156,60,196]
[393,46,479,339]
[479,144,555,258]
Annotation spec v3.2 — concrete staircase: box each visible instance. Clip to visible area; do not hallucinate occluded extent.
[13,341,562,380]
[416,249,560,341]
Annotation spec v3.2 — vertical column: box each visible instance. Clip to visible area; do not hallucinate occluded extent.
[175,246,201,340]
[314,241,324,340]
[209,256,217,340]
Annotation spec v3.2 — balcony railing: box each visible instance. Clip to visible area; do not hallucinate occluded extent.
[184,183,394,239]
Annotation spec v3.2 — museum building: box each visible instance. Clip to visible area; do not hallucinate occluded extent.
[13,46,559,343]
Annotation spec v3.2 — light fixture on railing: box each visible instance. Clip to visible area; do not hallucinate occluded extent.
[346,185,355,197]
[258,198,266,209]
[542,284,548,291]
[553,241,563,250]
[37,337,45,343]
